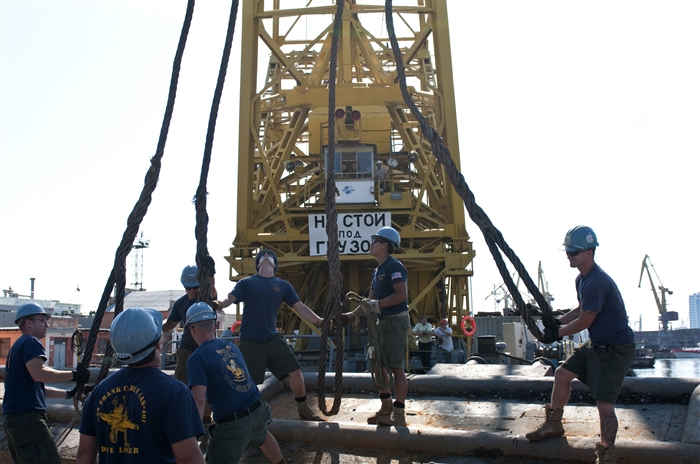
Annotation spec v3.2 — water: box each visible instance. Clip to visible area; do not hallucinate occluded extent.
[631,357,700,378]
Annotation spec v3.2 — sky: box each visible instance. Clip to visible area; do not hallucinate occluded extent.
[1,1,698,332]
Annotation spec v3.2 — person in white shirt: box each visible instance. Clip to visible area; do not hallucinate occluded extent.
[411,315,433,370]
[432,318,453,363]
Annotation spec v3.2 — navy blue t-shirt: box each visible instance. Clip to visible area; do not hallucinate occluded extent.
[166,294,199,352]
[371,256,409,317]
[2,334,48,415]
[230,274,301,342]
[576,264,635,346]
[187,338,260,422]
[79,367,204,463]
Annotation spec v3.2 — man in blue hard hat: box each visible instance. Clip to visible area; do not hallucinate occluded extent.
[77,308,205,464]
[215,249,325,421]
[163,260,218,383]
[526,226,635,464]
[185,302,286,464]
[340,226,410,427]
[3,303,91,464]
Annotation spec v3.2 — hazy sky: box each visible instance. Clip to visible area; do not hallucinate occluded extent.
[2,1,698,331]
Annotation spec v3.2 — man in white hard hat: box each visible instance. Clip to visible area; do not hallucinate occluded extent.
[77,308,205,464]
[185,302,286,464]
[3,303,91,464]
[341,226,409,426]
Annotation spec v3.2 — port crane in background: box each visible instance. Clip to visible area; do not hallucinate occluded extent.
[638,254,677,347]
[226,1,473,347]
[486,261,555,317]
[537,261,555,307]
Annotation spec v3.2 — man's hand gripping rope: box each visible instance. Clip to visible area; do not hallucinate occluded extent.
[343,292,393,390]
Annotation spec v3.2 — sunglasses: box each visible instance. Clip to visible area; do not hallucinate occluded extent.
[371,238,386,244]
[185,286,200,291]
[566,249,588,257]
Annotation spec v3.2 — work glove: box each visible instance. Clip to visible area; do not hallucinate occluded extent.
[66,384,94,399]
[541,326,561,344]
[203,255,216,276]
[211,300,222,311]
[71,367,91,383]
[339,312,356,325]
[363,298,381,315]
[316,317,333,330]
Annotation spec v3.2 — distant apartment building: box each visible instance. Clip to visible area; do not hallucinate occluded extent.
[690,293,700,329]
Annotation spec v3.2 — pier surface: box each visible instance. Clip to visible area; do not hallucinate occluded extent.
[2,363,699,463]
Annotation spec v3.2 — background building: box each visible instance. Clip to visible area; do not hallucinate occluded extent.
[689,293,700,329]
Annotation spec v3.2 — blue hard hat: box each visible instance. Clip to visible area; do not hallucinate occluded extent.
[371,226,401,249]
[563,225,599,251]
[180,265,199,288]
[15,302,51,325]
[255,249,278,269]
[185,302,217,325]
[110,308,162,365]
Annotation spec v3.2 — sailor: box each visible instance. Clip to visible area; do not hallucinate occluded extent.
[215,249,325,421]
[526,226,636,464]
[340,226,409,426]
[185,302,286,464]
[76,308,205,464]
[2,303,91,464]
[162,261,217,384]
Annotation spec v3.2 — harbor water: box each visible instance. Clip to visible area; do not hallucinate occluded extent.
[631,357,700,378]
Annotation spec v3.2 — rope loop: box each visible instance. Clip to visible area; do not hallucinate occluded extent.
[345,292,394,390]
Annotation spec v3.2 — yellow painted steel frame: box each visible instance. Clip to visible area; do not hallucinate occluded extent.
[228,0,474,346]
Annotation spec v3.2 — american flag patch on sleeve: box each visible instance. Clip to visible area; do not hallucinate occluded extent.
[391,272,402,280]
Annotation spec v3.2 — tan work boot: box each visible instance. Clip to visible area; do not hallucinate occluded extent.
[377,406,406,427]
[367,397,393,425]
[297,400,323,421]
[525,404,565,441]
[595,443,616,463]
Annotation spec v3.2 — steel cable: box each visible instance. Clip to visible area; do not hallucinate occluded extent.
[74,0,197,403]
[316,0,346,416]
[346,292,394,390]
[194,0,239,300]
[384,0,555,340]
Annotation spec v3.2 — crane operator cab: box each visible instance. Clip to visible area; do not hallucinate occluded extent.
[327,144,379,203]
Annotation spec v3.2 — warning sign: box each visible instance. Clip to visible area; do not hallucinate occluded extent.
[308,212,391,256]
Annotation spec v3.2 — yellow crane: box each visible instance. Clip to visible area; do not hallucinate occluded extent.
[638,254,677,333]
[225,1,473,346]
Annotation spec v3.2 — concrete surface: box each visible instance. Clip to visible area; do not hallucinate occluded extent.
[1,365,699,463]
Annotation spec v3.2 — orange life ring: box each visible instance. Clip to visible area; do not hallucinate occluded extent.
[232,320,242,332]
[461,315,476,337]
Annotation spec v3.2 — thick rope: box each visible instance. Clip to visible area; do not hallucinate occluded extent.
[346,292,393,390]
[317,0,345,416]
[194,0,239,298]
[75,0,196,397]
[384,0,555,340]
